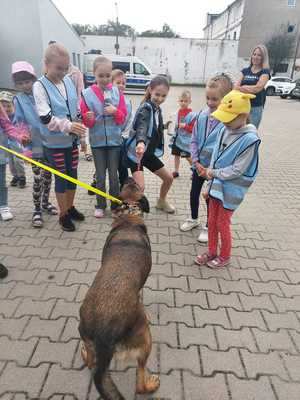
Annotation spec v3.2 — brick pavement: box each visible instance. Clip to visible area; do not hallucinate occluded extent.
[0,89,300,399]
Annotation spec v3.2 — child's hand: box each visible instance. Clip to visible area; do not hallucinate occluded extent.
[71,122,86,137]
[21,135,31,146]
[104,105,117,115]
[179,122,186,129]
[80,142,87,153]
[195,162,206,177]
[85,111,95,121]
[136,142,145,161]
[202,190,209,200]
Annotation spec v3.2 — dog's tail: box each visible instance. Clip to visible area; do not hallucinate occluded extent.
[93,336,125,400]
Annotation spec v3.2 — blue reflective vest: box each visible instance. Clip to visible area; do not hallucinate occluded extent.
[13,93,44,159]
[193,110,224,168]
[209,129,261,210]
[126,102,164,163]
[82,85,122,148]
[173,111,196,153]
[38,75,78,149]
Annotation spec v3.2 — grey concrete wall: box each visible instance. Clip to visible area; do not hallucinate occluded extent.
[0,0,43,89]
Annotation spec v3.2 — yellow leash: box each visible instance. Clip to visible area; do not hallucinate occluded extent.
[0,144,122,205]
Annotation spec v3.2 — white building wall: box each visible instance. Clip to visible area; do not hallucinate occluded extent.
[82,35,240,85]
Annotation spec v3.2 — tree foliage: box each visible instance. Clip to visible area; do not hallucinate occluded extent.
[266,24,296,74]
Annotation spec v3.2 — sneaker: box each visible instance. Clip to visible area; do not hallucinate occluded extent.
[94,208,104,218]
[42,203,58,215]
[10,176,19,187]
[0,207,13,221]
[198,227,208,243]
[32,211,43,228]
[18,176,26,189]
[180,218,200,232]
[207,256,231,269]
[0,263,8,279]
[195,252,216,266]
[68,206,85,221]
[59,214,75,231]
[172,172,179,178]
[156,198,175,214]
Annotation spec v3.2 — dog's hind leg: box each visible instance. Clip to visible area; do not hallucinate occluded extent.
[81,340,96,369]
[135,315,160,394]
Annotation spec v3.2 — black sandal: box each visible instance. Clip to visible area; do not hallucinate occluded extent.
[0,263,8,279]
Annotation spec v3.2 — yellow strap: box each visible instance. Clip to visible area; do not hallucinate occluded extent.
[0,144,122,204]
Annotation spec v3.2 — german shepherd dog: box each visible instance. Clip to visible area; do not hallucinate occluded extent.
[78,178,159,399]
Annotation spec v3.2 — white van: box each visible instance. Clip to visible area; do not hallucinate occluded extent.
[83,54,153,93]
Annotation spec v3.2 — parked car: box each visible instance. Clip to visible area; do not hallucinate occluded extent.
[291,79,300,99]
[83,54,154,93]
[265,76,296,98]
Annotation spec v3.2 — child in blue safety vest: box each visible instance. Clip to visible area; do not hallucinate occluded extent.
[180,74,233,243]
[170,90,196,178]
[80,56,127,218]
[33,43,87,232]
[12,61,58,228]
[195,90,261,269]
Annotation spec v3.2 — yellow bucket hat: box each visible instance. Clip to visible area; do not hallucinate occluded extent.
[211,90,256,123]
[0,91,14,104]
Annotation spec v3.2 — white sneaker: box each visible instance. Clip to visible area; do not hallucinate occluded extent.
[198,227,208,243]
[156,198,175,214]
[180,218,200,232]
[0,207,13,221]
[94,208,104,218]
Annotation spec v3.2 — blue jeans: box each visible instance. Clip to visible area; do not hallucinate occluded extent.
[250,106,263,128]
[0,164,8,208]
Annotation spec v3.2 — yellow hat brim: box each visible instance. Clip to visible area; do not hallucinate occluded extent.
[211,109,237,123]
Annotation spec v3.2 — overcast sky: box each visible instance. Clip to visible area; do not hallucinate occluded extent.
[52,0,233,38]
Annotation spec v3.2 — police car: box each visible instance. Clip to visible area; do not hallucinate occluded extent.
[83,53,154,94]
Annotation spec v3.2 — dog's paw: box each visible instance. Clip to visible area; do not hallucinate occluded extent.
[136,374,160,394]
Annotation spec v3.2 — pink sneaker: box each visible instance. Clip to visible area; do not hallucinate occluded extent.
[94,209,104,218]
[195,252,216,266]
[207,256,230,269]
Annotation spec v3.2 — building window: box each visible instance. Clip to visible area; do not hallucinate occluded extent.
[72,52,76,66]
[233,31,237,40]
[77,54,81,70]
[288,0,296,7]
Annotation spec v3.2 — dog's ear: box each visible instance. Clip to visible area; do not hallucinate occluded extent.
[138,195,150,213]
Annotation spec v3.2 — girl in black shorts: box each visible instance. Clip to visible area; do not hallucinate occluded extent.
[126,76,175,213]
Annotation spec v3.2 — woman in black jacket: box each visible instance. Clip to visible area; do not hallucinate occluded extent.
[126,76,175,213]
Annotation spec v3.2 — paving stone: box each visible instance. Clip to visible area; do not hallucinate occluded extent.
[0,362,48,398]
[27,257,60,272]
[42,284,79,302]
[50,299,80,320]
[271,376,300,400]
[228,267,260,281]
[289,330,300,352]
[179,325,217,349]
[14,298,56,319]
[208,292,242,310]
[183,372,229,400]
[285,270,300,284]
[2,255,30,269]
[252,328,297,354]
[0,316,29,339]
[249,280,283,297]
[0,282,16,299]
[143,288,175,307]
[0,298,21,317]
[262,310,300,331]
[8,283,47,300]
[256,268,290,283]
[201,347,245,378]
[281,353,300,381]
[278,282,300,297]
[158,275,188,291]
[160,343,200,374]
[34,270,69,285]
[228,375,276,400]
[228,309,267,330]
[239,293,277,312]
[174,289,208,308]
[65,271,94,286]
[271,295,300,312]
[194,307,231,329]
[60,317,80,342]
[215,326,257,352]
[159,304,194,326]
[240,349,289,380]
[41,364,90,399]
[3,268,38,284]
[219,278,252,295]
[30,338,78,368]
[0,337,37,366]
[150,323,178,347]
[189,277,220,293]
[22,316,66,340]
[56,259,88,272]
